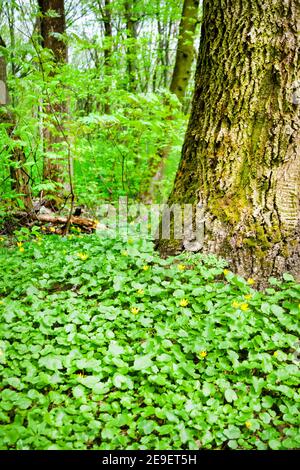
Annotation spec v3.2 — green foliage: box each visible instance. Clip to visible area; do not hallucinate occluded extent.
[0,0,187,209]
[0,43,185,208]
[74,91,185,204]
[0,232,299,450]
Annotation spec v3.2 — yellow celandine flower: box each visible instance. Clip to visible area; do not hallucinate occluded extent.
[273,351,278,357]
[240,303,249,311]
[247,278,255,285]
[232,301,240,308]
[17,242,23,248]
[77,252,88,261]
[137,289,144,296]
[179,298,189,307]
[131,307,139,314]
[244,294,252,300]
[143,265,149,271]
[178,264,186,271]
[223,269,229,275]
[245,421,252,429]
[199,351,207,358]
[49,227,56,233]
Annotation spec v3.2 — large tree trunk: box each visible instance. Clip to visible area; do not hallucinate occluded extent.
[159,0,300,284]
[170,0,200,104]
[38,0,67,188]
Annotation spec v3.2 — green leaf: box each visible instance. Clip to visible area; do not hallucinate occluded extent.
[39,356,63,371]
[224,426,241,440]
[224,389,238,403]
[108,341,125,356]
[269,439,281,450]
[78,376,101,389]
[133,355,153,371]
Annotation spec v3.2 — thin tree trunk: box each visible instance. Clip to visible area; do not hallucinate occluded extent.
[159,0,300,285]
[0,39,32,210]
[38,0,67,63]
[38,0,68,188]
[103,0,113,113]
[124,1,138,92]
[170,0,200,103]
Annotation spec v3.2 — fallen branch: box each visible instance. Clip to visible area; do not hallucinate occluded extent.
[35,213,97,230]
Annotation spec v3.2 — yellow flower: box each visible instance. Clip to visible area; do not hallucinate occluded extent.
[223,269,229,275]
[143,265,149,271]
[244,294,252,300]
[273,351,278,357]
[0,237,4,242]
[245,421,252,429]
[247,278,255,285]
[131,307,139,314]
[178,264,186,271]
[137,289,144,296]
[41,226,46,231]
[199,351,207,358]
[232,301,240,308]
[240,303,249,311]
[77,252,88,261]
[179,298,189,307]
[19,247,25,253]
[17,242,23,248]
[49,227,56,233]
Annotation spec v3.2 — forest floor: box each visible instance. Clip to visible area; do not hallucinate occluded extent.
[0,230,299,450]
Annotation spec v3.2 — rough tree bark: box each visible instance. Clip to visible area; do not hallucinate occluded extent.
[170,0,200,103]
[38,0,67,187]
[159,0,300,284]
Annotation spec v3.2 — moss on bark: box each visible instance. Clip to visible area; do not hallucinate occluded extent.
[159,0,300,285]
